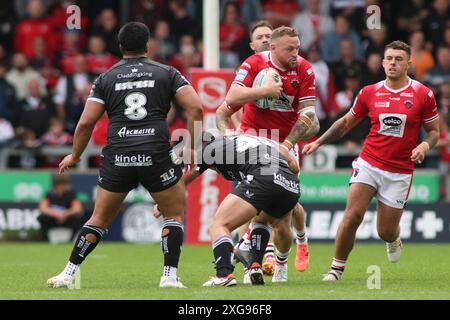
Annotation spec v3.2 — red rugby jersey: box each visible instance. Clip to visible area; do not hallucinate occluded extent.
[351,78,439,173]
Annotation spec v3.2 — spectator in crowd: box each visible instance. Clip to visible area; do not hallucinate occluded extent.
[240,0,264,27]
[37,174,84,242]
[38,61,60,96]
[0,43,8,66]
[0,63,17,123]
[147,37,165,63]
[0,3,16,53]
[12,127,43,168]
[426,0,449,50]
[361,52,385,86]
[321,15,363,63]
[14,0,56,60]
[168,0,198,41]
[41,117,73,167]
[423,45,450,88]
[48,0,89,51]
[262,0,299,29]
[307,44,338,134]
[17,78,55,138]
[29,36,49,69]
[334,67,361,117]
[329,0,366,32]
[57,29,83,74]
[53,55,92,133]
[41,117,72,146]
[153,20,177,62]
[0,117,14,147]
[396,0,429,40]
[85,35,119,77]
[5,52,46,100]
[409,31,435,80]
[219,1,247,68]
[170,34,201,76]
[291,0,334,54]
[90,8,120,57]
[132,0,168,31]
[333,67,370,163]
[438,82,450,119]
[443,26,450,47]
[362,25,388,58]
[332,38,365,91]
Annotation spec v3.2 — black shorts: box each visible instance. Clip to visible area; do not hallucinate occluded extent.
[98,149,182,193]
[231,166,300,219]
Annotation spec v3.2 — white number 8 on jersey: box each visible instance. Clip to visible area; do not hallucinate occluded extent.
[124,92,148,120]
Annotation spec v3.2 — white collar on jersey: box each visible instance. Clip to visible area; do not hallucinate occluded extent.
[268,52,287,72]
[383,77,412,93]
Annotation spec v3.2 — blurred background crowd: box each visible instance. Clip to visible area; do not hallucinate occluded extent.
[0,0,448,193]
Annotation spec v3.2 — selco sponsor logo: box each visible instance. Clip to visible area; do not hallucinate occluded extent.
[382,116,402,126]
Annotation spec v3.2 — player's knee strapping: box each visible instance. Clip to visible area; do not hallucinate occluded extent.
[212,235,234,277]
[250,223,272,265]
[69,224,106,265]
[161,218,184,267]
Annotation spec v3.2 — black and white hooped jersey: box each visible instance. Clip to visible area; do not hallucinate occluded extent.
[88,57,190,153]
[195,134,291,180]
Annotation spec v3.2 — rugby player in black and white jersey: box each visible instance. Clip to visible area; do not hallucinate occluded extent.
[47,22,203,289]
[155,132,301,286]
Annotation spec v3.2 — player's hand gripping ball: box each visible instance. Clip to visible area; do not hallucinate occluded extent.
[252,67,282,109]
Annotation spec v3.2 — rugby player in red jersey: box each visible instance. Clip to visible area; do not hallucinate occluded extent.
[303,41,440,281]
[216,26,320,282]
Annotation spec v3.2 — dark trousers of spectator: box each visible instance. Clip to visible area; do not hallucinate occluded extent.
[37,214,85,241]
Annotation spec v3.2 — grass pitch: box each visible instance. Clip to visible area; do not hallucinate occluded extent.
[0,242,449,300]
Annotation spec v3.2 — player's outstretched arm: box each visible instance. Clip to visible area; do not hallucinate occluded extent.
[411,119,440,164]
[59,100,106,173]
[216,101,241,134]
[302,110,362,155]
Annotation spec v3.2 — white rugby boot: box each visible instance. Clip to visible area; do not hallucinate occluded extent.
[272,263,288,283]
[202,274,237,287]
[243,267,251,284]
[159,276,187,288]
[47,273,74,288]
[386,238,403,263]
[322,270,342,281]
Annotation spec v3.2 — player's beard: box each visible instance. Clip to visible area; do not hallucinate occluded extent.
[257,42,270,52]
[284,58,297,70]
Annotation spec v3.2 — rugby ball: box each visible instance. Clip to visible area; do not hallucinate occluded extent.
[252,67,281,109]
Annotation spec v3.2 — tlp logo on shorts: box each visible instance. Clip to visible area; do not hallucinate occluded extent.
[114,154,152,167]
[160,168,177,185]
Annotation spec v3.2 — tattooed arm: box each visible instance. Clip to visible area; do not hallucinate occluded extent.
[281,99,320,150]
[216,101,240,134]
